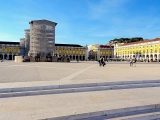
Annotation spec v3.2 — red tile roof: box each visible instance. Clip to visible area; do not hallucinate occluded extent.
[100,45,114,48]
[121,38,160,46]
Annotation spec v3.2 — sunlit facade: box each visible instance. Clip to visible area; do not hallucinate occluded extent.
[55,44,88,60]
[0,41,20,60]
[89,44,114,60]
[115,38,160,61]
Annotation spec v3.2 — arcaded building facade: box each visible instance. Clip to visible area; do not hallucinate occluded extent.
[55,44,88,60]
[0,41,19,60]
[89,44,114,60]
[115,38,160,61]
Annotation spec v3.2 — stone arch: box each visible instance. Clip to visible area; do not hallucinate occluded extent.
[9,54,12,60]
[150,54,153,61]
[133,55,135,58]
[154,54,157,61]
[73,55,75,60]
[79,55,82,61]
[76,55,78,60]
[0,54,2,59]
[13,54,16,60]
[4,54,7,59]
[142,55,145,58]
[83,56,85,60]
[158,54,160,62]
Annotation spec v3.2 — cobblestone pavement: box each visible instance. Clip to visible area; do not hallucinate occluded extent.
[0,61,160,83]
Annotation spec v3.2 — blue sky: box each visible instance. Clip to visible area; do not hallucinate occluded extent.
[0,0,160,46]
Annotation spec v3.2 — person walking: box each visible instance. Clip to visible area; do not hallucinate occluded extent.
[101,57,105,67]
[98,57,102,66]
[129,59,133,67]
[134,58,137,67]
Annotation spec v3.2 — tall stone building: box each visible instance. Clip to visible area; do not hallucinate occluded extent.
[24,29,30,55]
[0,19,89,61]
[19,38,25,56]
[28,20,57,56]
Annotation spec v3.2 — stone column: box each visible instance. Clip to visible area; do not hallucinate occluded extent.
[12,54,13,60]
[3,54,4,60]
[7,54,9,60]
[157,53,159,62]
[97,49,100,60]
[138,53,140,60]
[149,54,151,61]
[153,54,155,61]
[85,49,88,61]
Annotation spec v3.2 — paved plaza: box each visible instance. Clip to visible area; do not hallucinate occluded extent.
[0,61,160,84]
[0,61,160,120]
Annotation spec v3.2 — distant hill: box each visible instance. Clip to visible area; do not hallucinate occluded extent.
[109,37,144,44]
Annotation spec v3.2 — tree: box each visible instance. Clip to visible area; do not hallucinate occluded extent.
[109,37,144,44]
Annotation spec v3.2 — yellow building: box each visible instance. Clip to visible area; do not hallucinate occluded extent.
[0,41,20,60]
[115,38,160,61]
[55,44,88,60]
[0,41,88,61]
[89,44,114,60]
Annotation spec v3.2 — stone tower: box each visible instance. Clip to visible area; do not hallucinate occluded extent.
[24,29,30,56]
[28,20,57,56]
[19,38,25,56]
